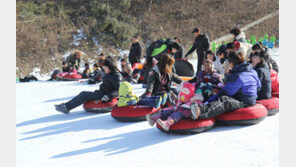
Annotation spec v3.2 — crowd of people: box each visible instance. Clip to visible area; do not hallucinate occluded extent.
[53,27,279,131]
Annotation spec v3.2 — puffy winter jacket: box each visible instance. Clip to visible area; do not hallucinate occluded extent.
[98,71,123,100]
[128,42,142,64]
[118,81,140,107]
[144,66,183,95]
[188,70,224,88]
[254,62,272,100]
[208,61,261,105]
[185,33,210,58]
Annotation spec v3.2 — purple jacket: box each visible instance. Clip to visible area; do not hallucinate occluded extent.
[208,61,261,105]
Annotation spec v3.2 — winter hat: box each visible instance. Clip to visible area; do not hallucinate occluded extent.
[119,81,134,96]
[103,57,117,72]
[178,82,195,102]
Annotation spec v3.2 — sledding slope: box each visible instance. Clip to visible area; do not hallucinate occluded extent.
[16,48,279,167]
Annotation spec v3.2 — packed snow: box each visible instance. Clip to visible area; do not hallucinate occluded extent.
[16,48,279,167]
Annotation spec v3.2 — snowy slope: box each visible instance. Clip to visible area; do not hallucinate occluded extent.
[16,48,279,167]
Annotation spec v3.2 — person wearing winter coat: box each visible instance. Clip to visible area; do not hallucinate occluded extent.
[88,64,105,84]
[230,27,246,43]
[184,27,210,72]
[190,52,261,120]
[48,61,70,81]
[249,43,279,73]
[142,54,183,105]
[56,65,78,79]
[188,59,224,102]
[146,82,202,131]
[66,50,84,69]
[128,35,142,66]
[55,57,123,114]
[205,50,225,75]
[143,38,181,84]
[117,81,165,109]
[173,37,185,59]
[120,58,133,82]
[82,63,93,79]
[251,51,272,100]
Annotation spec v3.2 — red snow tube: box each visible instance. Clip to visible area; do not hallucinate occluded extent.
[257,98,279,116]
[272,92,279,98]
[83,98,118,113]
[60,74,82,81]
[215,104,268,125]
[156,118,215,134]
[270,69,279,92]
[111,105,160,122]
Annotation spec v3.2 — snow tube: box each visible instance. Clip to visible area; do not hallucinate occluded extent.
[83,98,118,113]
[111,105,160,122]
[215,104,268,126]
[172,76,194,86]
[270,69,279,92]
[156,118,215,134]
[174,59,195,77]
[272,92,279,98]
[60,74,82,81]
[257,98,279,116]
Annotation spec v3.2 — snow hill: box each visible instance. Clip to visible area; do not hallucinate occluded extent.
[16,48,279,167]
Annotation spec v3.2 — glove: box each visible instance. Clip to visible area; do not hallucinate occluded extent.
[204,101,209,105]
[101,95,109,102]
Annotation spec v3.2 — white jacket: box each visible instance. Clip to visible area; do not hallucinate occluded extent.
[213,57,225,75]
[235,32,246,43]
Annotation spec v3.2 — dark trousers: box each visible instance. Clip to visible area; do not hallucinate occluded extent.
[137,96,160,108]
[160,109,185,123]
[51,70,61,79]
[66,91,105,111]
[199,96,251,119]
[197,54,204,72]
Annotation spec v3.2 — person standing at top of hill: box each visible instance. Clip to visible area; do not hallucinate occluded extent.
[230,27,246,43]
[128,35,142,67]
[184,27,210,72]
[66,50,84,70]
[173,37,185,60]
[143,38,181,84]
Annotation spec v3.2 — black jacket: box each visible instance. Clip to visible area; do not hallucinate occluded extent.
[174,44,184,59]
[254,62,272,100]
[128,42,142,64]
[185,34,210,58]
[98,71,123,99]
[144,66,183,95]
[62,66,70,73]
[146,38,176,64]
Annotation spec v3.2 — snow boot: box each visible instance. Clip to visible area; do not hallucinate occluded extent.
[190,102,201,120]
[146,113,161,126]
[55,103,70,114]
[156,117,175,131]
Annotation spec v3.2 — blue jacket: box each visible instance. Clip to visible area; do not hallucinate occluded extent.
[208,61,261,105]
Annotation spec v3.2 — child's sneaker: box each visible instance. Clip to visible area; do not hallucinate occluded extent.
[190,102,201,120]
[161,93,168,105]
[155,96,162,109]
[156,117,175,131]
[146,113,161,126]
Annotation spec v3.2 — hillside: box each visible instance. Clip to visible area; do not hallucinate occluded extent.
[16,0,279,76]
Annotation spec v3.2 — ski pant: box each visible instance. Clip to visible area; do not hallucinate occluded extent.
[198,96,252,119]
[160,109,190,123]
[51,70,62,79]
[66,90,105,111]
[197,53,204,72]
[137,96,161,108]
